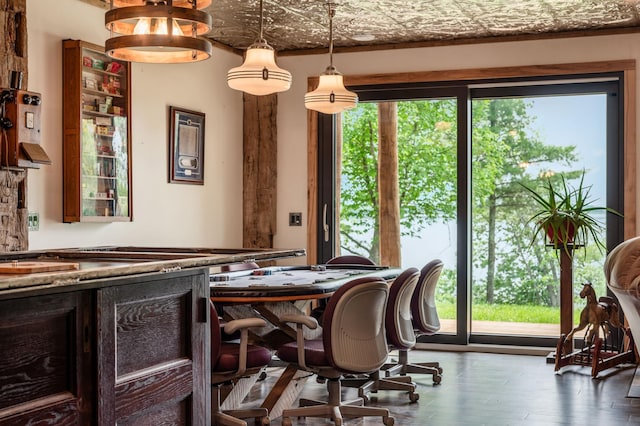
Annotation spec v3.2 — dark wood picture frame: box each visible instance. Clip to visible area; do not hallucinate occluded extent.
[169,106,205,185]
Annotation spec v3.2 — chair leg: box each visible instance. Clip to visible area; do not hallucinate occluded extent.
[212,384,270,426]
[342,370,419,403]
[382,349,443,384]
[281,378,395,426]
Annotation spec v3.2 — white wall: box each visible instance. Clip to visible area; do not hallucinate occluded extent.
[274,34,640,255]
[26,0,245,250]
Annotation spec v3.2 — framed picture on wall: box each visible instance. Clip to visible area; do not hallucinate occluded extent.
[169,106,205,185]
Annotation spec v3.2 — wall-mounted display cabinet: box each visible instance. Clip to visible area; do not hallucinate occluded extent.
[63,39,132,222]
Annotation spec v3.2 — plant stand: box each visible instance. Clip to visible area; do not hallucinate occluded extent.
[548,244,581,355]
[554,329,636,378]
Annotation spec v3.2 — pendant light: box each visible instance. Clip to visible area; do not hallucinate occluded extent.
[227,0,292,96]
[105,0,213,63]
[304,2,357,114]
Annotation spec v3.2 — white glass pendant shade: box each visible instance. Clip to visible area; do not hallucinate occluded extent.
[105,3,213,63]
[227,43,292,96]
[304,68,358,114]
[304,2,357,114]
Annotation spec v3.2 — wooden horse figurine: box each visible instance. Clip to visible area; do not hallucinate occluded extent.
[564,282,622,346]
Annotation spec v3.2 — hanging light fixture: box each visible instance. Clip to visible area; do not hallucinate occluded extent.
[105,0,213,64]
[304,2,357,114]
[227,0,292,95]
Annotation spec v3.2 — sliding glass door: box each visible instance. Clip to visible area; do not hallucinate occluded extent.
[317,76,624,347]
[469,81,622,345]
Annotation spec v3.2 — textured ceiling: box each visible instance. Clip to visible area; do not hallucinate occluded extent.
[83,0,640,55]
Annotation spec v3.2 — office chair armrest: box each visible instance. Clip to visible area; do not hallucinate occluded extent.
[280,314,318,330]
[225,318,268,377]
[223,317,267,335]
[280,314,318,370]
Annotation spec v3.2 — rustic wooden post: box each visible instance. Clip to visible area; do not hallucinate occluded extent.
[378,102,401,267]
[0,0,28,251]
[242,93,277,248]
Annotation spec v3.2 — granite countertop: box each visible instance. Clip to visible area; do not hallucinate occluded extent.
[0,246,305,294]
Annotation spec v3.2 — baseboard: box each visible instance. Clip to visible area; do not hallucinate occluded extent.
[414,342,553,356]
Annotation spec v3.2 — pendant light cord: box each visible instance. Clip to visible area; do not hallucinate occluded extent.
[259,0,265,43]
[327,2,336,70]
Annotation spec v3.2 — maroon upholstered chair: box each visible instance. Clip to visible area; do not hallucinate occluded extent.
[326,254,376,265]
[383,259,443,384]
[276,277,395,426]
[210,301,272,426]
[342,267,420,402]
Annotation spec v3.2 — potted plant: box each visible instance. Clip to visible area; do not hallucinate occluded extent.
[520,171,622,257]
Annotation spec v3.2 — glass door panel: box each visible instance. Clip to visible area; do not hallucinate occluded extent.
[339,98,459,335]
[470,91,611,343]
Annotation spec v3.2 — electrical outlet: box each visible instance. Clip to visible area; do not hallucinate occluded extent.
[28,212,39,231]
[289,212,302,226]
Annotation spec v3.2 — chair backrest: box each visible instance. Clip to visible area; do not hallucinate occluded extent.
[220,262,260,272]
[411,259,444,334]
[326,255,376,265]
[605,237,640,351]
[386,267,420,349]
[322,276,389,374]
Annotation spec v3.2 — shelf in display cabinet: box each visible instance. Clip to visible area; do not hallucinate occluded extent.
[82,175,117,180]
[82,109,124,119]
[82,87,124,98]
[82,65,123,79]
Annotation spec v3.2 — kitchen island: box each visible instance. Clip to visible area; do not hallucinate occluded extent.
[0,246,304,425]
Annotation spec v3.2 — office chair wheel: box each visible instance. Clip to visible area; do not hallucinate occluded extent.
[258,415,270,425]
[433,374,442,385]
[409,391,419,403]
[281,417,292,426]
[383,415,395,425]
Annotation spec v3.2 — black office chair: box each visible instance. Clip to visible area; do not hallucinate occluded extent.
[210,301,272,426]
[276,276,395,426]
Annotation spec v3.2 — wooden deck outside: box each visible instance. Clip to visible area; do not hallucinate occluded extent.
[440,318,560,337]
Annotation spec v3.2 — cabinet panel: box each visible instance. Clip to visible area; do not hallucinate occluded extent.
[0,292,92,425]
[63,39,132,222]
[97,270,209,425]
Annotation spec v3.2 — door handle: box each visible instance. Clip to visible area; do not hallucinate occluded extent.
[323,203,329,242]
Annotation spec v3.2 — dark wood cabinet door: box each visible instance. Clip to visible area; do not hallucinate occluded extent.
[0,291,93,425]
[96,269,210,425]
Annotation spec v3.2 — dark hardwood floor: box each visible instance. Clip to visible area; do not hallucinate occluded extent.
[243,350,640,425]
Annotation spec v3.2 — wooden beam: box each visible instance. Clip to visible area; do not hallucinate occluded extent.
[624,68,637,239]
[378,102,401,267]
[0,0,28,88]
[243,94,277,248]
